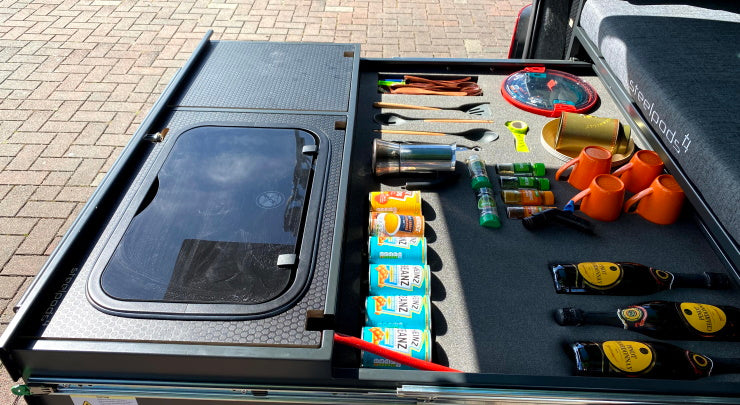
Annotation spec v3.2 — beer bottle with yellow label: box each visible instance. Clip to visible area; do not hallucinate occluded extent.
[556,301,740,341]
[550,262,730,295]
[570,340,740,379]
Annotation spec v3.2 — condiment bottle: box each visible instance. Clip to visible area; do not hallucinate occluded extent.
[475,187,501,228]
[465,155,493,189]
[499,175,550,190]
[495,162,546,176]
[506,205,557,219]
[501,189,555,206]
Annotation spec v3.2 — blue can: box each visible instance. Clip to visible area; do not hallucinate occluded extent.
[365,295,431,330]
[361,327,432,369]
[369,263,430,296]
[368,236,426,264]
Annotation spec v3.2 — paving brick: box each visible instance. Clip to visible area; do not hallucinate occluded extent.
[1,254,46,276]
[41,133,77,158]
[0,359,20,405]
[6,129,56,145]
[27,80,60,100]
[32,156,81,176]
[4,144,45,171]
[40,120,87,133]
[0,236,23,269]
[0,276,24,300]
[0,171,47,186]
[0,217,37,235]
[16,218,64,254]
[66,144,113,159]
[0,277,32,324]
[0,144,22,157]
[107,111,136,134]
[17,110,54,132]
[68,158,105,186]
[44,235,62,255]
[17,201,75,219]
[29,184,62,201]
[48,100,84,122]
[56,185,93,202]
[42,170,73,186]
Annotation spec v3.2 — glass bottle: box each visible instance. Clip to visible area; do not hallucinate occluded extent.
[550,262,730,295]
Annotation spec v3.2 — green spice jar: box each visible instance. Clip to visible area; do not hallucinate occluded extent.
[495,162,546,176]
[499,176,550,190]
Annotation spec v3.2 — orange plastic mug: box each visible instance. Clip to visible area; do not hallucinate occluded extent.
[569,174,625,221]
[611,150,664,193]
[555,146,612,190]
[623,174,685,225]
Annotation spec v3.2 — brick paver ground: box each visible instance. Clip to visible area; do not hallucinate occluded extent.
[0,0,527,402]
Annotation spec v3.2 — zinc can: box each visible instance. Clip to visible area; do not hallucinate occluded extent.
[365,295,431,330]
[369,212,425,237]
[369,191,422,216]
[368,236,426,264]
[369,263,430,296]
[361,327,432,369]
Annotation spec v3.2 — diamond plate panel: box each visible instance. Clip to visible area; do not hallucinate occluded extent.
[174,42,355,112]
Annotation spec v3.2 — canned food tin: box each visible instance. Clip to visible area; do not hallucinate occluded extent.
[368,236,426,264]
[365,295,431,330]
[369,263,430,296]
[369,213,425,237]
[369,191,422,215]
[361,327,432,369]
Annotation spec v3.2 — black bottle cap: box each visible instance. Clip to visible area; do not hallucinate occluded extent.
[522,210,550,230]
[522,208,594,234]
[555,307,584,326]
[704,272,731,289]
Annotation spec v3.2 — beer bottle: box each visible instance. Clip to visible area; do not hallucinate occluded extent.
[570,340,740,379]
[556,301,740,341]
[550,262,730,295]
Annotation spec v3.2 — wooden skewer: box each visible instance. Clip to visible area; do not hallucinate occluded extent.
[373,102,440,110]
[374,129,447,136]
[421,118,493,123]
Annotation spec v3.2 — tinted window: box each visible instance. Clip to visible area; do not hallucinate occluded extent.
[100,126,315,304]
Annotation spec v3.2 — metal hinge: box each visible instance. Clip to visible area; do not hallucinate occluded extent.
[12,384,54,396]
[143,128,169,142]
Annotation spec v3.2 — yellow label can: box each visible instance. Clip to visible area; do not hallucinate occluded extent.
[369,191,422,216]
[369,212,425,237]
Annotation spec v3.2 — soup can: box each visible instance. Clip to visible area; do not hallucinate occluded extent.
[365,295,431,330]
[369,212,425,237]
[368,236,426,264]
[369,191,422,216]
[369,263,430,296]
[361,327,432,369]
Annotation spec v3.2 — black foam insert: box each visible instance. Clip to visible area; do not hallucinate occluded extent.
[343,68,740,384]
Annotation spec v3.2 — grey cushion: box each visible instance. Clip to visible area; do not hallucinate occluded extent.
[580,0,740,243]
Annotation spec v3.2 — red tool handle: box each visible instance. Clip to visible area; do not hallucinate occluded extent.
[333,332,461,372]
